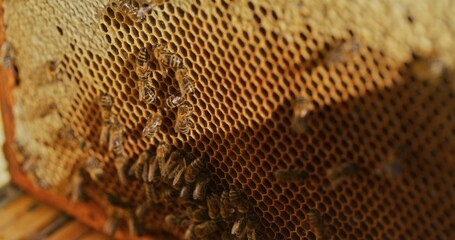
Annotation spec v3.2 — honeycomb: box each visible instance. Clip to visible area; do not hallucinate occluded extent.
[3,0,455,239]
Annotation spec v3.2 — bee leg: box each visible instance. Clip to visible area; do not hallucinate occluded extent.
[138,80,145,101]
[99,124,109,146]
[158,62,167,78]
[114,156,128,185]
[145,182,158,204]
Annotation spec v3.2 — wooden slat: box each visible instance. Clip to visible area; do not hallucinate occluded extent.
[47,221,89,240]
[0,204,60,239]
[0,195,36,229]
[77,231,111,240]
[29,214,71,240]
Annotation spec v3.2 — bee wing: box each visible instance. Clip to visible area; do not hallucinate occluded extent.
[104,216,119,236]
[127,212,140,236]
[193,179,209,200]
[247,228,257,240]
[108,133,116,152]
[187,118,195,128]
[142,160,150,182]
[99,124,110,145]
[114,156,128,184]
[157,156,166,175]
[147,156,160,182]
[180,185,192,200]
[184,224,195,240]
[163,157,178,179]
[144,183,158,204]
[232,217,247,236]
[168,162,182,180]
[172,164,186,188]
[128,160,139,177]
[88,169,104,183]
[173,118,182,133]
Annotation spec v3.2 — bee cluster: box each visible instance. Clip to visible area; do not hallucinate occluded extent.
[66,155,105,204]
[91,47,260,238]
[124,144,262,239]
[136,43,196,139]
[103,192,143,236]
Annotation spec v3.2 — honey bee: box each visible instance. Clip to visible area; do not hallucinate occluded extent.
[135,202,152,217]
[99,93,113,111]
[138,80,157,104]
[84,156,104,182]
[292,96,314,133]
[135,3,156,21]
[247,228,258,240]
[410,57,445,83]
[153,44,184,77]
[220,190,235,219]
[165,93,185,109]
[375,149,403,180]
[193,174,210,200]
[47,60,59,73]
[164,214,179,227]
[229,189,250,214]
[98,94,115,145]
[184,224,196,240]
[325,39,360,64]
[46,60,62,82]
[274,168,309,183]
[99,117,115,146]
[156,142,171,173]
[103,212,119,236]
[117,0,137,15]
[175,117,195,135]
[159,188,179,202]
[246,216,260,240]
[326,162,360,189]
[175,102,194,135]
[167,162,185,183]
[180,185,193,200]
[126,210,141,236]
[128,150,150,179]
[144,182,158,204]
[105,192,135,208]
[231,216,248,238]
[221,231,235,240]
[307,209,330,240]
[172,164,186,189]
[177,101,193,117]
[193,220,218,238]
[108,117,125,156]
[175,68,195,96]
[0,41,14,68]
[147,155,160,182]
[184,157,205,184]
[165,214,191,229]
[66,169,84,204]
[143,112,163,140]
[189,205,209,223]
[114,155,129,184]
[162,150,185,178]
[207,193,221,220]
